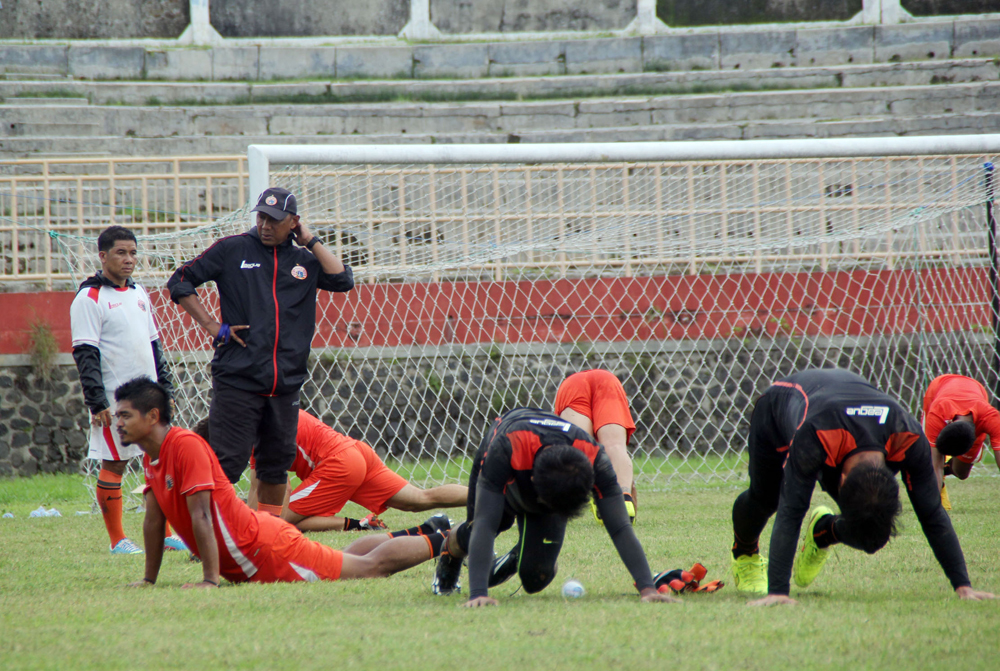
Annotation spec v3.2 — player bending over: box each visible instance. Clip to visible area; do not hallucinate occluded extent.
[194,411,467,532]
[554,369,638,522]
[921,375,1000,497]
[432,407,678,607]
[730,368,995,605]
[115,377,450,588]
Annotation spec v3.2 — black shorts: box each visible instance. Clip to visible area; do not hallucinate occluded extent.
[208,383,299,484]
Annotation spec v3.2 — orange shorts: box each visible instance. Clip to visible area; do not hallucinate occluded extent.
[554,369,636,441]
[251,519,344,583]
[287,441,408,517]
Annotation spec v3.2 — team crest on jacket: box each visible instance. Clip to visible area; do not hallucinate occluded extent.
[265,195,278,206]
[166,475,174,490]
[291,265,308,280]
[137,299,147,312]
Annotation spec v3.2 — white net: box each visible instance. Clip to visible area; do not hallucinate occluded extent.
[46,146,1000,505]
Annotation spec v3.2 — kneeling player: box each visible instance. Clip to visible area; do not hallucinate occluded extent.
[432,407,678,607]
[554,369,638,521]
[730,368,995,605]
[921,374,1000,494]
[115,378,449,588]
[196,411,468,532]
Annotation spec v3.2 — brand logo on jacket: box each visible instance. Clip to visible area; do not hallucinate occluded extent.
[291,265,307,280]
[241,260,261,269]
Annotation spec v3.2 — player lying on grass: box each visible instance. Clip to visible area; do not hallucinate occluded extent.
[114,377,451,588]
[432,407,679,607]
[921,374,1000,499]
[554,369,638,522]
[193,411,467,532]
[730,367,995,606]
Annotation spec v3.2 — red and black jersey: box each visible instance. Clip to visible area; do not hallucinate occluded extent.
[761,368,969,595]
[475,407,618,515]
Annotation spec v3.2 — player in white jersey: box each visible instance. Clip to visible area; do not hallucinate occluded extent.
[70,226,178,555]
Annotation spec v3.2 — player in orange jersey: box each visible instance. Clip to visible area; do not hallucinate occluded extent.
[195,411,467,533]
[114,377,449,588]
[554,369,638,521]
[922,375,1000,499]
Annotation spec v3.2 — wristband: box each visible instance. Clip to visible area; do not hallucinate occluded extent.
[305,236,321,251]
[212,323,231,347]
[143,577,155,585]
[203,578,219,586]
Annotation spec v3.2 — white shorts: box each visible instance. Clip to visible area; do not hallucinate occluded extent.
[87,423,143,462]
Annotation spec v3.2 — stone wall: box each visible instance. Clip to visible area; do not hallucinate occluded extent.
[209,0,409,38]
[0,0,188,40]
[655,0,862,27]
[904,1,1000,16]
[430,0,636,34]
[3,333,989,477]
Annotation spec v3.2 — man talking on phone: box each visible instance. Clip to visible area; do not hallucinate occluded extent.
[167,188,354,516]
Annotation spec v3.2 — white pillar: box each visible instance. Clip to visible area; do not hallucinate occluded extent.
[178,0,225,45]
[626,0,670,34]
[860,0,882,24]
[879,0,913,24]
[399,0,442,40]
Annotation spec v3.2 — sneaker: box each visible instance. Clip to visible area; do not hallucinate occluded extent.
[163,535,188,552]
[940,483,952,511]
[110,538,143,555]
[489,545,519,587]
[432,549,463,596]
[793,506,834,588]
[424,513,452,535]
[358,513,388,531]
[730,553,767,595]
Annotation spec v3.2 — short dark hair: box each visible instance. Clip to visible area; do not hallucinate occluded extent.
[114,376,171,424]
[935,421,976,457]
[837,462,901,554]
[97,226,137,253]
[192,417,211,443]
[532,444,595,518]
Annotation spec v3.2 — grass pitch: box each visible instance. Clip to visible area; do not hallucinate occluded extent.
[1,474,998,671]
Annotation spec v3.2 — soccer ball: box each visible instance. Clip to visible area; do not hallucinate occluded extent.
[561,579,585,598]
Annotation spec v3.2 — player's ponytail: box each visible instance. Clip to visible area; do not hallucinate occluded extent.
[532,444,595,518]
[837,463,901,554]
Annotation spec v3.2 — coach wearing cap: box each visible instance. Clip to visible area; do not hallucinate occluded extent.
[166,188,354,516]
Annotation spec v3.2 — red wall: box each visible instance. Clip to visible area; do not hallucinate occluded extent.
[2,267,991,355]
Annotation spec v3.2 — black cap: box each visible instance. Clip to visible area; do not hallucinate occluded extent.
[252,187,297,220]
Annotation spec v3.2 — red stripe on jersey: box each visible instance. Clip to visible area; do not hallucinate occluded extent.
[772,380,809,430]
[87,287,100,302]
[572,438,600,466]
[508,431,543,471]
[103,425,121,460]
[816,429,857,467]
[885,432,919,463]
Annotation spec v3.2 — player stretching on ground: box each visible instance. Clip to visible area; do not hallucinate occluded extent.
[194,411,467,532]
[70,225,181,555]
[921,375,1000,499]
[432,407,678,607]
[554,369,638,522]
[730,368,995,605]
[114,377,450,588]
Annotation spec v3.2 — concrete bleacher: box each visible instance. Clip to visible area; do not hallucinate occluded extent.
[2,18,1000,158]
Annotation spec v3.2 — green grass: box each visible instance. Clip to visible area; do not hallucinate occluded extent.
[1,473,999,670]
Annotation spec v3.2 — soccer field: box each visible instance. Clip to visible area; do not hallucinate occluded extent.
[1,473,998,671]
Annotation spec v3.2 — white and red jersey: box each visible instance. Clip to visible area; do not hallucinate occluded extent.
[70,276,160,460]
[144,427,287,583]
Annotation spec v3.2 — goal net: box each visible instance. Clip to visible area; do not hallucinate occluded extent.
[46,137,1000,505]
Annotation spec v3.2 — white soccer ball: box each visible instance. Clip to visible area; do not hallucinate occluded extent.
[561,579,585,598]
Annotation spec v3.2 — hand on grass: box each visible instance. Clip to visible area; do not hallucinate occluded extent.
[955,586,996,601]
[462,596,498,608]
[748,594,797,607]
[181,581,218,589]
[639,587,681,604]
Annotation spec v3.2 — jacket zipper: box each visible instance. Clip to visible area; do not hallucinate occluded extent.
[270,247,279,396]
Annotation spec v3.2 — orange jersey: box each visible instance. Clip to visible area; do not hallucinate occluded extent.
[922,375,1000,464]
[290,410,357,481]
[554,369,636,441]
[144,427,288,583]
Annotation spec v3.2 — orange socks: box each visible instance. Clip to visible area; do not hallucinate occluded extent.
[96,469,125,547]
[257,503,282,517]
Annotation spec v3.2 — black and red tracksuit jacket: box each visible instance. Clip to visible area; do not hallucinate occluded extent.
[166,226,353,396]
